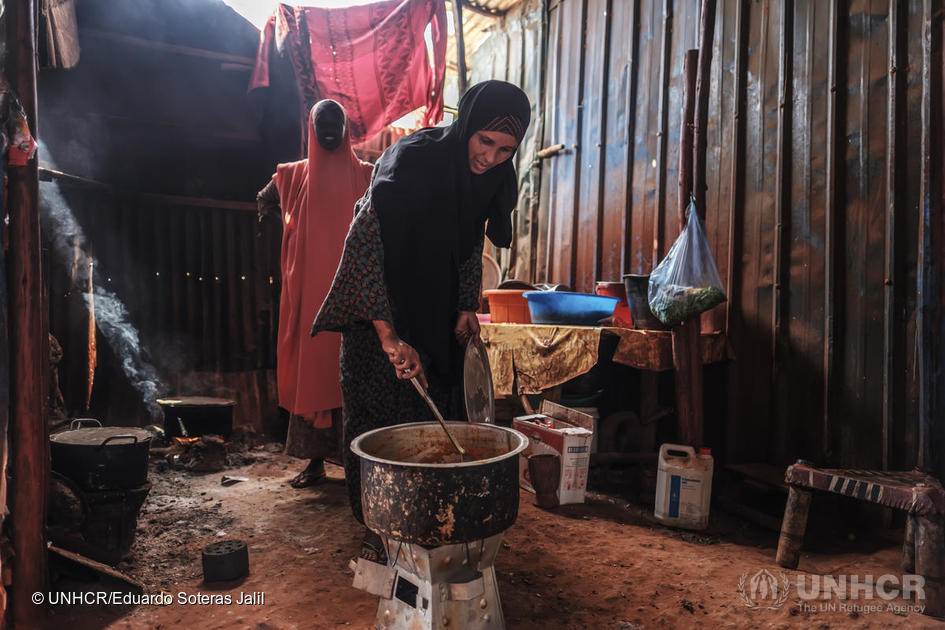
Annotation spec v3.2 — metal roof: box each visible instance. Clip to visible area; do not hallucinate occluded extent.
[445,0,526,72]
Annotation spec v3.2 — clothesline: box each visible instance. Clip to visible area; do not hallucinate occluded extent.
[249,0,447,146]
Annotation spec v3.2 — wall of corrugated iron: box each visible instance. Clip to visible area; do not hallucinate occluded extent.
[39,0,288,434]
[472,0,943,474]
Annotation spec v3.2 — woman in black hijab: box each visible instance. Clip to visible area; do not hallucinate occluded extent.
[312,80,531,563]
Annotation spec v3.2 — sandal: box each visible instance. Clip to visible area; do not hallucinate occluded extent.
[289,459,327,488]
[359,530,388,565]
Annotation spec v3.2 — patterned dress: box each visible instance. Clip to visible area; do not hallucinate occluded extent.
[312,187,483,523]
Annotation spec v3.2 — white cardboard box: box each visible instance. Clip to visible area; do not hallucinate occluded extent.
[513,400,594,505]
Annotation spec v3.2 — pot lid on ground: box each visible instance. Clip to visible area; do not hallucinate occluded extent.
[156,396,236,407]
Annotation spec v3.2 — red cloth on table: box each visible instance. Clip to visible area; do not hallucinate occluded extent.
[250,0,447,144]
[273,108,373,428]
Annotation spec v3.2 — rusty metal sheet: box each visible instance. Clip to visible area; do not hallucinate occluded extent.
[898,0,924,474]
[548,0,585,287]
[834,0,889,470]
[662,0,701,254]
[458,0,936,476]
[535,1,561,282]
[703,0,737,336]
[627,0,665,275]
[723,0,780,464]
[574,0,611,292]
[512,0,544,283]
[770,0,832,464]
[600,0,638,283]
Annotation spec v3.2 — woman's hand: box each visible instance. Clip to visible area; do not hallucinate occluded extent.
[454,311,481,346]
[374,320,428,388]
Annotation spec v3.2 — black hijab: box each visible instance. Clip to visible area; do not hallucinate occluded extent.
[372,80,531,378]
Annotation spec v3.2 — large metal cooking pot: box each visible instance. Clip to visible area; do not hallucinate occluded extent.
[351,422,528,546]
[50,419,152,491]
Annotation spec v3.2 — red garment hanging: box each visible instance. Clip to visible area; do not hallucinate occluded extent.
[250,0,447,144]
[273,108,373,427]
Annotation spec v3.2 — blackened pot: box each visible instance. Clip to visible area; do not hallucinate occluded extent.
[50,419,152,491]
[157,396,236,438]
[351,422,528,546]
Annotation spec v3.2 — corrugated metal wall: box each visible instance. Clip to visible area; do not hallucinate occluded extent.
[39,0,287,433]
[472,0,943,473]
[45,185,283,431]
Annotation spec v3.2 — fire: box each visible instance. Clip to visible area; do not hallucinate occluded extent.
[173,437,200,446]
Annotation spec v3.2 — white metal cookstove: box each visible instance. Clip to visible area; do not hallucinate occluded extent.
[352,532,506,630]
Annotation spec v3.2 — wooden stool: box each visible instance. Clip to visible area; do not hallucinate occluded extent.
[775,462,945,617]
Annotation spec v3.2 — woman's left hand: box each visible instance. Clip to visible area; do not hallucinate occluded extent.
[454,311,481,345]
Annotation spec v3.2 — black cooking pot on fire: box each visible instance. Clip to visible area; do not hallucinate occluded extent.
[157,396,236,438]
[50,419,152,491]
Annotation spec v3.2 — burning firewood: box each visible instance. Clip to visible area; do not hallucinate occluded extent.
[165,435,228,473]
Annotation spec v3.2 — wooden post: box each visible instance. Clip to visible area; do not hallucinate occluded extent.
[903,514,916,573]
[775,486,812,569]
[673,0,716,449]
[678,50,697,226]
[6,0,49,625]
[672,51,701,447]
[452,0,468,95]
[692,0,717,215]
[915,515,945,617]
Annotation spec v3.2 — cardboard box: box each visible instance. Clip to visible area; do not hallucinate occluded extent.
[513,400,594,505]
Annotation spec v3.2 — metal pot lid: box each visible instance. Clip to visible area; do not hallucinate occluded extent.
[51,426,153,446]
[464,336,495,424]
[155,396,236,407]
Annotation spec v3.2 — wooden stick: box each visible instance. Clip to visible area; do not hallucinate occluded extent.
[7,0,49,624]
[915,515,945,617]
[80,28,255,65]
[39,168,257,212]
[452,1,468,94]
[902,514,916,573]
[678,50,698,229]
[672,51,702,447]
[776,486,812,569]
[692,0,717,216]
[536,143,566,160]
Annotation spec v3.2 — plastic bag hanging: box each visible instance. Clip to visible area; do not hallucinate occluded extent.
[647,200,726,327]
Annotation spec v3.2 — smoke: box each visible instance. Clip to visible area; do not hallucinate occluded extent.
[39,142,166,420]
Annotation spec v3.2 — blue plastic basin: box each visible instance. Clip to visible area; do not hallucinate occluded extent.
[522,291,620,325]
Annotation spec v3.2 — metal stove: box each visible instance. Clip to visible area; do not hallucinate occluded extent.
[350,340,521,630]
[354,533,506,630]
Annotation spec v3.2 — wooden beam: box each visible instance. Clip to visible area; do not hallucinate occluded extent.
[678,50,698,229]
[823,0,839,461]
[461,0,509,18]
[83,112,260,144]
[47,544,144,592]
[80,28,255,65]
[692,0,718,215]
[6,0,49,624]
[452,1,469,94]
[917,0,940,475]
[672,51,703,448]
[882,0,903,471]
[653,0,673,267]
[39,168,257,212]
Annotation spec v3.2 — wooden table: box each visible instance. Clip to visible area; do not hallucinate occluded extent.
[479,323,731,441]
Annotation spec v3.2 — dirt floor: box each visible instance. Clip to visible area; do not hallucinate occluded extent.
[42,446,945,630]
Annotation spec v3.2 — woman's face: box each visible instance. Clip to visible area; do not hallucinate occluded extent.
[467,130,518,175]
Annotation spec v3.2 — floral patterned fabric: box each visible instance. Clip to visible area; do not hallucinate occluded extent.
[458,235,484,313]
[312,191,482,523]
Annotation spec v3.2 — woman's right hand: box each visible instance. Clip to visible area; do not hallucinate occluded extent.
[374,321,428,388]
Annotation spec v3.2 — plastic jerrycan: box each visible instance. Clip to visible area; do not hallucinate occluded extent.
[654,443,714,530]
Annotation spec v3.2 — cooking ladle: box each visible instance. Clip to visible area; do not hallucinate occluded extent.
[409,377,469,461]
